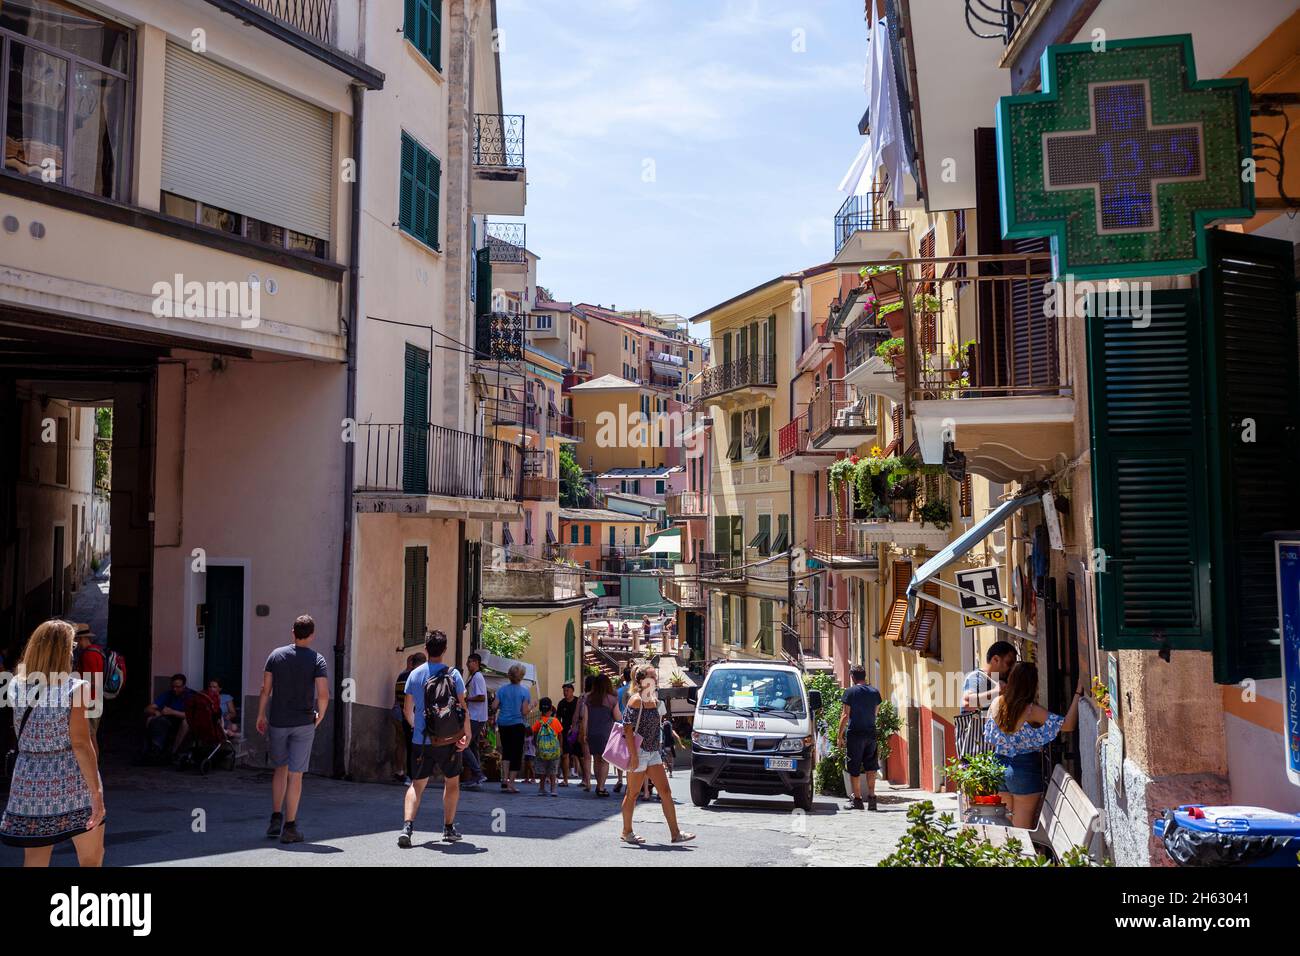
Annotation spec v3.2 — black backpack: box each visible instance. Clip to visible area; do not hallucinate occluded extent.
[422,666,465,743]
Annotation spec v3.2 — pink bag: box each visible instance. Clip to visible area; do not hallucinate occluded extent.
[602,722,642,771]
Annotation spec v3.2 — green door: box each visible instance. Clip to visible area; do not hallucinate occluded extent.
[204,565,244,704]
[403,344,429,494]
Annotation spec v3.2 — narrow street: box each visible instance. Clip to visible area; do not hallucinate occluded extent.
[0,762,951,867]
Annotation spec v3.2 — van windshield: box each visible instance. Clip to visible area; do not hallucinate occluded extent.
[699,669,806,718]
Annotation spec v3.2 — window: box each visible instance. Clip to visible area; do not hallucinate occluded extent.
[1,0,132,201]
[656,479,665,495]
[755,406,771,458]
[564,619,576,684]
[721,595,731,645]
[772,514,789,554]
[583,524,591,545]
[404,0,442,70]
[750,514,771,556]
[570,524,578,544]
[759,600,774,655]
[727,411,742,462]
[400,131,441,251]
[403,546,428,647]
[162,192,328,259]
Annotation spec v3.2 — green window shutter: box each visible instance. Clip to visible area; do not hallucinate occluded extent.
[760,600,773,654]
[403,344,429,494]
[713,516,729,558]
[730,516,744,563]
[584,524,591,545]
[756,406,771,458]
[564,619,576,684]
[399,132,440,251]
[425,151,441,248]
[728,411,742,461]
[1086,290,1212,652]
[405,0,442,70]
[570,524,578,544]
[403,546,428,647]
[1203,230,1300,682]
[399,132,416,235]
[635,526,641,547]
[722,333,731,367]
[721,595,731,645]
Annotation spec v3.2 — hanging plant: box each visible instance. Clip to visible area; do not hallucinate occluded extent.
[828,456,858,521]
[918,498,952,530]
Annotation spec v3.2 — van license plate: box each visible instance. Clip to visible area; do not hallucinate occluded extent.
[764,758,796,771]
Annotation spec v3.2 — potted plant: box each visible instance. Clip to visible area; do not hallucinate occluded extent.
[876,337,906,378]
[880,300,907,336]
[918,498,952,530]
[944,750,1006,806]
[828,456,859,520]
[862,264,903,310]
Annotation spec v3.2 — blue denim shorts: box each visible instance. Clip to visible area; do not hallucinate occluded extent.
[995,752,1044,795]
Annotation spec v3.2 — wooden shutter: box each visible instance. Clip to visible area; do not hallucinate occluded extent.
[907,580,940,655]
[1203,230,1300,682]
[403,546,428,646]
[403,344,429,493]
[1008,236,1055,389]
[882,559,912,644]
[1087,290,1212,651]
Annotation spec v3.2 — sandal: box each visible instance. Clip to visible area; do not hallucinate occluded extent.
[671,831,697,844]
[621,832,646,845]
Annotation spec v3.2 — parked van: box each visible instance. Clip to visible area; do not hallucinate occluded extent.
[689,660,821,811]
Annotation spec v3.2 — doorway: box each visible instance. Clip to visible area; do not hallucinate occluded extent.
[204,565,245,704]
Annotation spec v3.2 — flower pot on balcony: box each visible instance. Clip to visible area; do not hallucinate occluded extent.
[943,367,962,382]
[867,269,903,308]
[884,308,907,337]
[889,352,906,379]
[891,498,912,521]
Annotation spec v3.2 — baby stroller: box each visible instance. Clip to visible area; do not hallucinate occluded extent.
[176,692,236,774]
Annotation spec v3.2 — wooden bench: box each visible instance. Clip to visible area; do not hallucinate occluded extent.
[598,637,634,651]
[964,764,1105,863]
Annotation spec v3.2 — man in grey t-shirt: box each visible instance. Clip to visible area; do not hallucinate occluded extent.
[256,614,328,844]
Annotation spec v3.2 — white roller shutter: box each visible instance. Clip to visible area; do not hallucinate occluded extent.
[161,44,333,241]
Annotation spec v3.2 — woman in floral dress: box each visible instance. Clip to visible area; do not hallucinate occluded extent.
[1,619,106,865]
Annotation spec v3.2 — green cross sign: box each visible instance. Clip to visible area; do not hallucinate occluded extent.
[996,35,1255,280]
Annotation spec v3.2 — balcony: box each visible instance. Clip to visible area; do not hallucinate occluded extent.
[355,423,522,518]
[891,252,1075,483]
[644,367,682,391]
[554,413,585,442]
[808,379,877,451]
[242,0,335,43]
[662,576,704,609]
[218,2,382,87]
[475,311,525,361]
[666,491,707,518]
[486,221,527,263]
[472,113,527,215]
[777,417,835,474]
[482,561,583,606]
[519,476,559,501]
[812,517,881,572]
[692,355,776,408]
[833,191,909,262]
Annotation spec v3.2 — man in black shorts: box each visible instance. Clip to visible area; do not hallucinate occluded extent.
[838,665,882,811]
[555,682,581,785]
[398,631,471,846]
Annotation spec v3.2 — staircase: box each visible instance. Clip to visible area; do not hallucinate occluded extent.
[583,648,619,682]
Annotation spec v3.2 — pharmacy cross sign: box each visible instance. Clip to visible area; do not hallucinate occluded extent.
[997,35,1254,280]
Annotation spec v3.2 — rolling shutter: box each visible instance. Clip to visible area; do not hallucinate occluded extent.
[1203,230,1300,682]
[1087,290,1212,652]
[162,45,332,241]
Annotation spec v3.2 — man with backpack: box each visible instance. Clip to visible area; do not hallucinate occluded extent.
[399,629,471,846]
[530,698,563,796]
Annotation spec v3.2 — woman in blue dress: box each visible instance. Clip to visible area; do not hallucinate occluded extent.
[985,662,1086,829]
[1,619,106,865]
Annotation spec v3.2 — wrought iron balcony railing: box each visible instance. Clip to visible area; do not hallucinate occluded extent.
[661,576,704,609]
[473,113,526,168]
[699,550,742,578]
[693,355,776,404]
[666,491,707,518]
[812,516,879,564]
[964,0,1038,44]
[486,221,527,262]
[475,311,525,361]
[242,0,336,46]
[809,379,876,442]
[555,413,585,441]
[356,423,521,500]
[845,318,891,374]
[834,191,905,256]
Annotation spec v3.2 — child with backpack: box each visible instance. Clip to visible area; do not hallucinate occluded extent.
[530,698,563,797]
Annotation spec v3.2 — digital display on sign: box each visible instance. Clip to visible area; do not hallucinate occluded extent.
[997,35,1254,280]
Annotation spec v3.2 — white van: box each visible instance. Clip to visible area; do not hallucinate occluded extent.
[689,660,822,811]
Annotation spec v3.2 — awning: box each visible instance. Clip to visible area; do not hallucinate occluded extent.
[906,489,1041,632]
[642,529,682,556]
[585,582,606,598]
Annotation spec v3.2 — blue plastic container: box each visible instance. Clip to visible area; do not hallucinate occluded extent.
[1154,805,1300,867]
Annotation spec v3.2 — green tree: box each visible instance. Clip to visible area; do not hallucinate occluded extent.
[559,445,592,508]
[479,606,531,660]
[93,407,113,491]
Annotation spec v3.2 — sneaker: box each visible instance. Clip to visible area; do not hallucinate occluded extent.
[462,779,481,791]
[279,821,303,844]
[443,823,462,843]
[265,812,284,838]
[867,796,879,812]
[612,782,622,794]
[845,798,865,811]
[398,821,414,848]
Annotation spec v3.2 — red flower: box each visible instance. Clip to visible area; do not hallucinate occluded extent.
[850,455,859,464]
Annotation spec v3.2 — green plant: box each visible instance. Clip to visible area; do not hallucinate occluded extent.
[943,751,1006,799]
[876,699,902,766]
[875,337,905,360]
[913,292,942,314]
[559,446,592,508]
[479,606,531,660]
[947,338,976,368]
[804,672,847,796]
[880,801,1050,867]
[918,498,952,530]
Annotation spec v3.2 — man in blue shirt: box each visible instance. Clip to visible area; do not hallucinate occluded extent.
[837,665,883,811]
[399,630,470,847]
[143,673,195,758]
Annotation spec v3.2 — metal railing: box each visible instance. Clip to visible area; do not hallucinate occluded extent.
[243,0,336,45]
[473,113,526,167]
[834,191,905,255]
[666,491,706,517]
[693,354,776,403]
[845,318,891,373]
[812,516,879,563]
[475,311,525,361]
[964,0,1038,43]
[554,414,585,441]
[519,476,559,500]
[699,551,742,578]
[487,397,538,431]
[809,379,875,442]
[897,252,1066,402]
[662,577,704,609]
[644,368,682,390]
[357,423,521,500]
[486,221,527,262]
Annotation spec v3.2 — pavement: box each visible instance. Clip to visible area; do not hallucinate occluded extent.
[0,759,956,867]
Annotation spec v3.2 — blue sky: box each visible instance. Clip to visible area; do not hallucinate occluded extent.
[497,0,869,324]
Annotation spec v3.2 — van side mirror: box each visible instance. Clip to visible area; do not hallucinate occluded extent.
[808,690,822,712]
[687,688,698,704]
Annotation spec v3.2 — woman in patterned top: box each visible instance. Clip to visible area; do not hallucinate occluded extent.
[619,664,695,846]
[985,662,1086,829]
[1,619,106,865]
